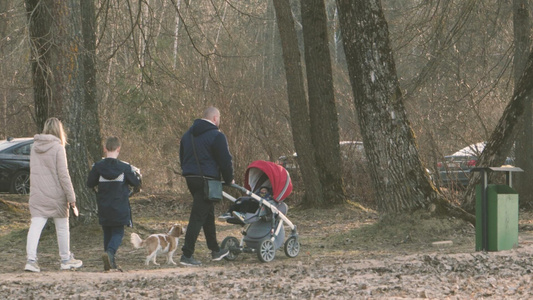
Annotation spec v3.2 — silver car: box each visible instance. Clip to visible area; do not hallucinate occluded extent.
[437,142,514,188]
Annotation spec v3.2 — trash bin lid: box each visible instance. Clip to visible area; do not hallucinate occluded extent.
[471,166,523,173]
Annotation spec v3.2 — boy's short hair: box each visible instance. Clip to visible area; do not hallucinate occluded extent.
[105,136,121,151]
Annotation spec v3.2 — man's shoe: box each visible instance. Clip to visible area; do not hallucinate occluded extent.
[24,260,40,272]
[232,211,245,223]
[218,212,232,219]
[102,252,112,271]
[60,255,83,270]
[212,248,229,261]
[180,255,201,266]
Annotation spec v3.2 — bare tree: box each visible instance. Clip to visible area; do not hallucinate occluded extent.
[4,0,517,204]
[463,46,533,211]
[330,0,482,224]
[26,0,98,219]
[272,0,324,205]
[81,0,103,164]
[25,0,56,129]
[512,0,533,207]
[335,0,438,213]
[386,1,515,178]
[301,0,345,204]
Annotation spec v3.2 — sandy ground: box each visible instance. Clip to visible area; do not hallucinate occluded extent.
[1,194,533,299]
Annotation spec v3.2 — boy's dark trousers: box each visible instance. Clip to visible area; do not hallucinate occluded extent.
[102,225,124,255]
[182,177,220,258]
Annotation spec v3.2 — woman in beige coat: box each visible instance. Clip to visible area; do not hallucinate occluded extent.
[24,117,83,272]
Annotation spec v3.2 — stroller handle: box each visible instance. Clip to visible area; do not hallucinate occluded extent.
[226,183,248,193]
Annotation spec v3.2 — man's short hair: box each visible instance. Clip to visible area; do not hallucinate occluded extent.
[203,106,220,120]
[105,136,121,151]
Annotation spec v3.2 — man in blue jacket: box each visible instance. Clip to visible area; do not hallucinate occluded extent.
[179,106,234,266]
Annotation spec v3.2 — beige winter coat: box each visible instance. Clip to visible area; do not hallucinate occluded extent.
[29,134,76,218]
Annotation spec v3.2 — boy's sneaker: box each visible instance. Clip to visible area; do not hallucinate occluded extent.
[24,260,40,273]
[102,252,112,271]
[102,251,122,272]
[211,249,229,261]
[60,255,83,270]
[180,255,201,266]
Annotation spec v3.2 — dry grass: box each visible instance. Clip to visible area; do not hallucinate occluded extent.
[2,192,533,273]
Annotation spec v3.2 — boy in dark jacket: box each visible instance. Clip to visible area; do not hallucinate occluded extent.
[87,136,141,271]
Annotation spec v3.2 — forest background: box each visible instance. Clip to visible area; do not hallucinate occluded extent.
[1,0,532,217]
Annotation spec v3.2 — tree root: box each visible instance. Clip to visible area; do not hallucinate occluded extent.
[433,197,476,226]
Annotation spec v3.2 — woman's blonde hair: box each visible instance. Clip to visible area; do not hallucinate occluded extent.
[42,117,67,146]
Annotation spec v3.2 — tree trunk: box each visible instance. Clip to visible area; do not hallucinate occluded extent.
[301,0,346,204]
[54,0,96,220]
[81,0,103,164]
[463,47,533,212]
[26,0,97,221]
[512,0,533,208]
[25,0,56,129]
[0,0,11,138]
[272,0,325,206]
[336,0,438,213]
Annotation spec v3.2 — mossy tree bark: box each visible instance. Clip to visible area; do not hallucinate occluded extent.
[26,0,100,221]
[336,0,440,213]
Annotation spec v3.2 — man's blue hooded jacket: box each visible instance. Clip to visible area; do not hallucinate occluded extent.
[179,119,234,183]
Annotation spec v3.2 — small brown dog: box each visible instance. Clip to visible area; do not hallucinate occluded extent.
[130,224,185,266]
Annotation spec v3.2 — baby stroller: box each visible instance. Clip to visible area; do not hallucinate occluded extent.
[220,160,300,262]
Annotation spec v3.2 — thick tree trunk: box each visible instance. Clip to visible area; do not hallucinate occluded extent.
[336,0,438,213]
[301,0,346,204]
[53,0,95,220]
[26,0,98,221]
[272,0,325,206]
[512,0,533,208]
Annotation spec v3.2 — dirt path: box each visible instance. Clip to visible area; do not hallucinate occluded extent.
[2,194,533,299]
[2,243,533,299]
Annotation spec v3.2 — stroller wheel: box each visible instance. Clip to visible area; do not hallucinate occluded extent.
[257,239,276,263]
[221,236,240,261]
[284,236,300,258]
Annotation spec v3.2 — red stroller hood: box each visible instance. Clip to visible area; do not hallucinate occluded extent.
[244,160,293,202]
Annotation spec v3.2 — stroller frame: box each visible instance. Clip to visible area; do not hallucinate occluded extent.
[221,183,300,263]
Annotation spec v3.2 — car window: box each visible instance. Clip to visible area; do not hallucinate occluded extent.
[13,143,32,155]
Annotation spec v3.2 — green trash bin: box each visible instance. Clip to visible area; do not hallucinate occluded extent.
[475,184,519,251]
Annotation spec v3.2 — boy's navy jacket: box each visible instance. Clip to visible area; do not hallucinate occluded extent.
[87,158,141,227]
[180,119,234,184]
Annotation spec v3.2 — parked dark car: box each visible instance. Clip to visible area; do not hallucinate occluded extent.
[0,137,33,194]
[437,142,514,188]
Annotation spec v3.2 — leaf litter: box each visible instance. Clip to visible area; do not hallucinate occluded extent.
[1,194,533,299]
